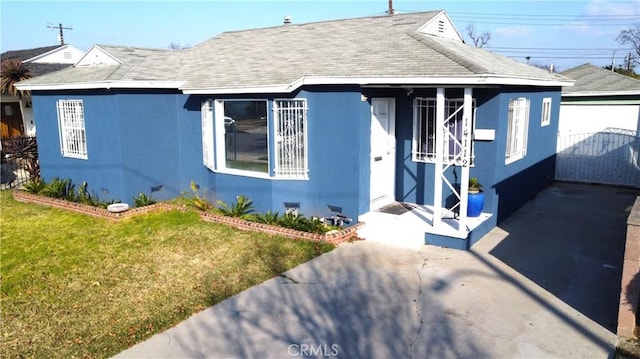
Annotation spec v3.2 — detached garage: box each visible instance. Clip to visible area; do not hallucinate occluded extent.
[557,63,640,188]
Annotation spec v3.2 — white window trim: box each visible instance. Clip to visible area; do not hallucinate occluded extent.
[273,98,309,180]
[212,99,272,179]
[505,97,530,164]
[412,97,476,166]
[201,99,214,171]
[202,98,311,180]
[541,97,552,127]
[56,99,87,160]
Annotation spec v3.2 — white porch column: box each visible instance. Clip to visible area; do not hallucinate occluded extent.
[432,88,445,226]
[458,87,473,233]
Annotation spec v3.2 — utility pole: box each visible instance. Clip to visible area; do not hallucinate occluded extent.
[47,23,73,45]
[611,50,616,72]
[387,0,394,15]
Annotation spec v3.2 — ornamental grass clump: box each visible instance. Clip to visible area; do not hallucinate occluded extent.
[216,195,255,219]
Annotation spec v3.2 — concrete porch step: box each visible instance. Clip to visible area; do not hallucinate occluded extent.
[357,212,426,249]
[358,203,494,250]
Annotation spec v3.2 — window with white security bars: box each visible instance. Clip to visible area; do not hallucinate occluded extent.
[274,99,308,179]
[56,99,87,159]
[413,97,475,165]
[505,97,530,164]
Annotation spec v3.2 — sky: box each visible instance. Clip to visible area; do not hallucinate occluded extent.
[1,0,639,71]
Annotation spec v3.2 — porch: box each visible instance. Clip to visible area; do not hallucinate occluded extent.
[357,202,493,250]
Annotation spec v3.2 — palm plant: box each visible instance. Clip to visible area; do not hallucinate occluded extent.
[2,136,40,181]
[1,58,32,98]
[216,195,255,219]
[254,210,280,225]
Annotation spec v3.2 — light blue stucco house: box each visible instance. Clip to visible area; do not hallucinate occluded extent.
[17,11,572,249]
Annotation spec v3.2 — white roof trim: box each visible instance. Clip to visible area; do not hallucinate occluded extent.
[74,45,123,67]
[16,81,185,91]
[562,90,640,97]
[23,45,68,63]
[182,75,573,94]
[17,76,572,93]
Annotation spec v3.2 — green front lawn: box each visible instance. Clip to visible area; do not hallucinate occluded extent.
[0,190,334,358]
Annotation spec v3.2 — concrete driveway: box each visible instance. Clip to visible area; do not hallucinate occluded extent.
[116,183,636,358]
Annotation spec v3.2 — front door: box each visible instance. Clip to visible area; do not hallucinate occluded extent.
[370,98,396,209]
[1,102,25,140]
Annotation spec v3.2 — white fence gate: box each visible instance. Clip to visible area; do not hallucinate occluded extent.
[556,130,640,188]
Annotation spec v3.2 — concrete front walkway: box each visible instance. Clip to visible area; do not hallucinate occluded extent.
[116,183,636,358]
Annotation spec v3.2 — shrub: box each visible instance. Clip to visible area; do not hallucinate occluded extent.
[182,181,212,211]
[22,178,46,194]
[253,210,280,225]
[40,177,74,199]
[216,195,255,219]
[73,181,103,207]
[133,192,157,207]
[23,178,120,209]
[277,212,330,234]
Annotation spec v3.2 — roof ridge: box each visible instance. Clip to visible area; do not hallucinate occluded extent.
[407,32,489,74]
[563,63,640,84]
[216,10,441,36]
[95,44,176,52]
[591,64,640,83]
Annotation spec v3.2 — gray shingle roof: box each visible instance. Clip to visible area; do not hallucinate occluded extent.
[17,45,185,86]
[181,11,566,90]
[18,11,571,92]
[1,45,72,78]
[96,45,184,81]
[1,45,62,62]
[560,63,640,95]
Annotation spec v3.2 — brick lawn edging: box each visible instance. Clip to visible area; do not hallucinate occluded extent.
[12,190,362,245]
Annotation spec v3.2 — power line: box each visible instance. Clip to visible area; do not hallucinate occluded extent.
[453,20,635,26]
[487,47,626,50]
[447,11,637,18]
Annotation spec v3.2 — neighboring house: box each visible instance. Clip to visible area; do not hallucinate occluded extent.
[557,64,640,187]
[16,11,571,249]
[1,44,84,139]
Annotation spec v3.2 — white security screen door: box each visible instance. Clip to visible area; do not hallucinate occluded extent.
[370,98,396,209]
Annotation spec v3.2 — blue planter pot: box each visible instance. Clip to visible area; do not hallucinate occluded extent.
[467,192,485,217]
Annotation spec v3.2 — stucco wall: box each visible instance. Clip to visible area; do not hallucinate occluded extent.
[33,91,126,202]
[31,85,561,227]
[191,87,371,219]
[489,88,561,223]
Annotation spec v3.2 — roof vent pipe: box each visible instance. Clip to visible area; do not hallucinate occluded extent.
[284,16,292,25]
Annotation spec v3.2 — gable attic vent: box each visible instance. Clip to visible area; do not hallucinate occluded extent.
[438,20,445,33]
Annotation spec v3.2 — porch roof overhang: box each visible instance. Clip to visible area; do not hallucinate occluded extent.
[181,75,574,95]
